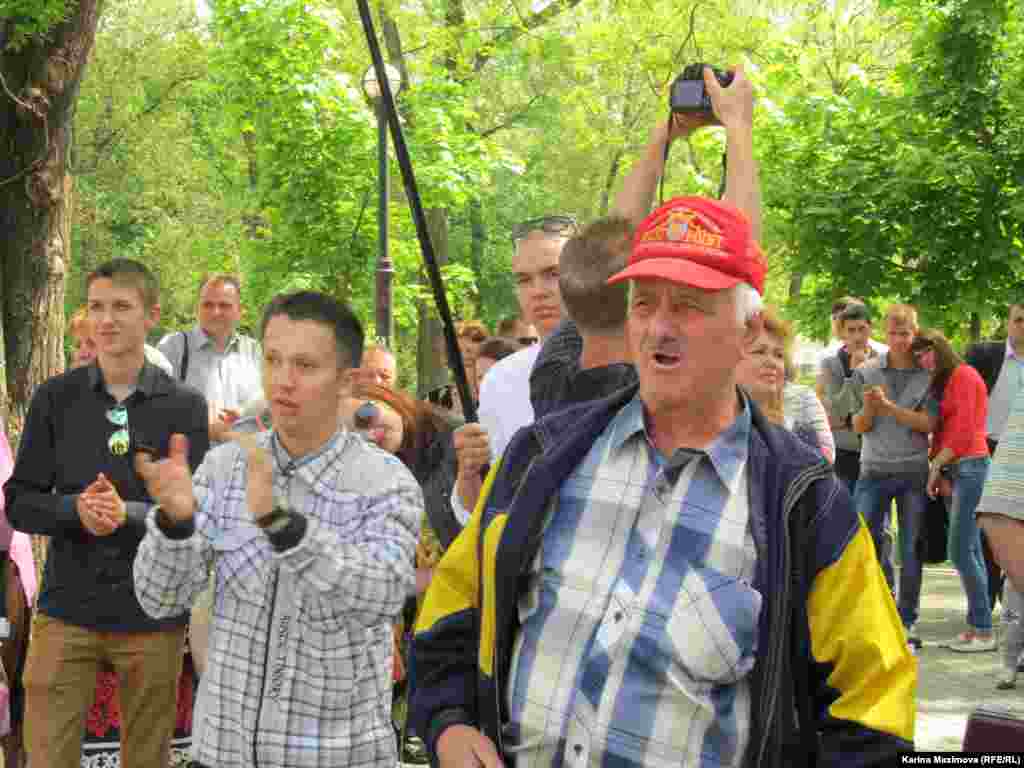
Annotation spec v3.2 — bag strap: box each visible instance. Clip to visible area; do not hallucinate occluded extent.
[179,331,190,382]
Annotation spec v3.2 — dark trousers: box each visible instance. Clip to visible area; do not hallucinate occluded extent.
[983,438,1006,607]
[834,449,861,497]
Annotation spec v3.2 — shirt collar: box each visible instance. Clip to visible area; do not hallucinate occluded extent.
[268,427,347,495]
[87,359,167,397]
[1007,339,1022,362]
[194,324,239,352]
[606,391,752,491]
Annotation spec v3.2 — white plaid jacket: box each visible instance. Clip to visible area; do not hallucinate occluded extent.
[134,430,421,768]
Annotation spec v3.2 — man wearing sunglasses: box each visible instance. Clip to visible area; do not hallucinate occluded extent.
[470,215,577,449]
[4,259,210,768]
[134,291,421,768]
[451,216,577,516]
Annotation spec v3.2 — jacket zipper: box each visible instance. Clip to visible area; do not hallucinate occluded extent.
[253,565,280,768]
[489,452,544,757]
[754,462,832,768]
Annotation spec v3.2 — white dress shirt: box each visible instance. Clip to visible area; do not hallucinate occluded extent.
[477,342,542,461]
[987,340,1024,441]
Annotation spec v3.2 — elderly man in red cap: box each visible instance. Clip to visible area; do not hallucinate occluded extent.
[410,184,914,768]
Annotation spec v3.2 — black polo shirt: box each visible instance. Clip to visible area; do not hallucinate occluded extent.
[3,361,209,631]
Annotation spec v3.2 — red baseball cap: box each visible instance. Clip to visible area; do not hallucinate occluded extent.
[607,196,766,294]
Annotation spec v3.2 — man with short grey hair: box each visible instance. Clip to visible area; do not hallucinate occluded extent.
[412,190,914,768]
[158,274,262,441]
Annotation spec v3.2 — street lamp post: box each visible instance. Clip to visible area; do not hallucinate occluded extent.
[362,64,403,347]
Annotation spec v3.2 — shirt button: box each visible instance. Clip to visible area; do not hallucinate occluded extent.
[614,611,623,622]
[573,744,583,757]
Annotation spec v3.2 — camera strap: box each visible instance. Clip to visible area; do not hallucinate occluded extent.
[657,118,728,206]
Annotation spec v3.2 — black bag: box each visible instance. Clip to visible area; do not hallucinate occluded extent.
[178,331,190,382]
[917,493,949,565]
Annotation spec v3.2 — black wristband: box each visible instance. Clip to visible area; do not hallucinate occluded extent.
[155,506,196,539]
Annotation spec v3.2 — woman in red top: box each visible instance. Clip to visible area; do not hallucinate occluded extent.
[912,330,994,651]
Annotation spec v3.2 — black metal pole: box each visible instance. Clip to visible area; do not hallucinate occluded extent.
[375,97,394,347]
[356,0,478,423]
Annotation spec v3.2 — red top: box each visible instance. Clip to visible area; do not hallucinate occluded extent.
[932,363,989,459]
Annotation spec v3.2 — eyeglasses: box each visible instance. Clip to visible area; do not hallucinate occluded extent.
[511,215,579,242]
[353,401,380,432]
[107,405,130,456]
[518,336,539,346]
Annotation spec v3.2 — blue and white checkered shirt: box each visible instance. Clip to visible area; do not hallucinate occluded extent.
[134,429,421,768]
[505,394,759,768]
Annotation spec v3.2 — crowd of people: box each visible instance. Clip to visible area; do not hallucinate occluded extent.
[0,61,1018,768]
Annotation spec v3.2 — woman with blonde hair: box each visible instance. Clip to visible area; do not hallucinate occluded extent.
[736,307,834,461]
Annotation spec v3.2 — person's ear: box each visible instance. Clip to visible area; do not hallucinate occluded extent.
[147,303,161,327]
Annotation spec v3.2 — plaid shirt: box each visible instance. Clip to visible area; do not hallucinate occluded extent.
[506,395,759,768]
[134,429,421,768]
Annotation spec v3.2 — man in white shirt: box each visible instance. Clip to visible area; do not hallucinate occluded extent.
[475,218,577,459]
[158,274,263,442]
[965,302,1024,609]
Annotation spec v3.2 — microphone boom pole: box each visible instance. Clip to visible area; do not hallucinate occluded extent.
[355,0,478,424]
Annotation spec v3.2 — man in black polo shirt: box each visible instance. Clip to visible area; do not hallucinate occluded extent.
[3,259,209,768]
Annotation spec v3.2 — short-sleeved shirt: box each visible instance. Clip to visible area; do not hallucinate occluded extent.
[158,325,263,413]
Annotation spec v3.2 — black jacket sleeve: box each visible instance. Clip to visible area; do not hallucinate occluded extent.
[3,382,83,536]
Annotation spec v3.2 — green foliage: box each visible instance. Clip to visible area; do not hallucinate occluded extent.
[1,0,70,51]
[66,0,1024,381]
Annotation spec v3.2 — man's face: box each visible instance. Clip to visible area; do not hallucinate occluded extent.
[511,233,564,337]
[198,280,242,341]
[87,278,158,360]
[354,348,397,388]
[841,319,872,351]
[628,279,753,416]
[1007,306,1024,349]
[886,318,916,359]
[262,315,347,444]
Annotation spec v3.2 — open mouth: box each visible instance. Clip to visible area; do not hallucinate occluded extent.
[652,352,681,368]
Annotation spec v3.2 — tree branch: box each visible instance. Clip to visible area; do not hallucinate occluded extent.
[471,0,587,73]
[477,93,543,137]
[84,73,200,164]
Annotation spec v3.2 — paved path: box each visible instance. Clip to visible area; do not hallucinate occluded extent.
[916,566,1023,750]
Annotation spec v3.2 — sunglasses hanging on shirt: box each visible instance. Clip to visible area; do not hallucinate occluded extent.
[106,405,130,456]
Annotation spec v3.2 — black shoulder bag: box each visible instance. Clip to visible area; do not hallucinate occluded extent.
[179,331,190,382]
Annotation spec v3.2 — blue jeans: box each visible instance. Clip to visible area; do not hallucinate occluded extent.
[855,472,927,628]
[945,456,993,632]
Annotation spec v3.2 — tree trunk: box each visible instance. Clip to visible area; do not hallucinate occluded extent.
[416,207,450,397]
[788,272,804,299]
[970,311,981,344]
[0,4,101,440]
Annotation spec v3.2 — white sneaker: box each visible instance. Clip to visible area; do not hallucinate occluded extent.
[948,632,997,653]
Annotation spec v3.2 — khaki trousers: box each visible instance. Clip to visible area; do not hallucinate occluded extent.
[22,614,185,768]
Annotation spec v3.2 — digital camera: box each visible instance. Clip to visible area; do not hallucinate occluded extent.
[669,63,734,114]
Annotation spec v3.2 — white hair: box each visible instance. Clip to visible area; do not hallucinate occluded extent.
[731,282,764,326]
[626,280,763,326]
